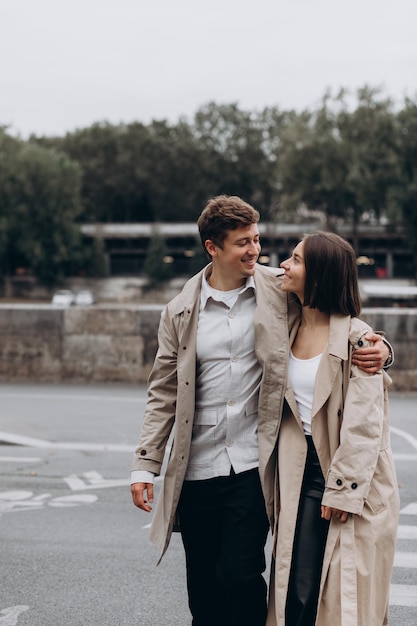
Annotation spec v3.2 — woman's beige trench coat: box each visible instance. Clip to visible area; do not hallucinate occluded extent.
[132,263,293,563]
[260,314,400,626]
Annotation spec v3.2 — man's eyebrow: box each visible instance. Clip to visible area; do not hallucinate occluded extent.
[235,234,260,242]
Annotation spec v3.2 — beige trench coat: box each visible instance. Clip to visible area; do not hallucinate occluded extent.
[132,263,292,563]
[261,315,400,626]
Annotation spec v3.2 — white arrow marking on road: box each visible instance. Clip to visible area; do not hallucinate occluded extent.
[397,525,417,540]
[400,502,417,515]
[0,606,29,624]
[64,471,129,491]
[393,551,417,568]
[390,584,417,607]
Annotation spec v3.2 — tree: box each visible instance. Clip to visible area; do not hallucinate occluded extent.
[143,227,173,285]
[394,98,417,275]
[192,103,278,212]
[0,128,84,288]
[337,87,400,245]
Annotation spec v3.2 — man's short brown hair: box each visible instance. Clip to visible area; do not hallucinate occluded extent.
[197,195,260,254]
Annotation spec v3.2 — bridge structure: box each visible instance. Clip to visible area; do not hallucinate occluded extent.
[81,222,414,280]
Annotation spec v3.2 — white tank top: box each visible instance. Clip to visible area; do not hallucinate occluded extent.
[288,351,322,435]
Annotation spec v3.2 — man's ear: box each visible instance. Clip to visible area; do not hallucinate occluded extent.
[205,239,216,257]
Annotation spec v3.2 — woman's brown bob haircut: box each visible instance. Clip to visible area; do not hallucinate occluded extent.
[302,231,361,317]
[197,195,260,254]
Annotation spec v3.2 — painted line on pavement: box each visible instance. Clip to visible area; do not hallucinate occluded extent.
[393,551,417,568]
[397,525,417,540]
[390,584,417,607]
[0,456,41,463]
[400,502,417,515]
[390,426,417,451]
[0,431,133,452]
[0,392,145,403]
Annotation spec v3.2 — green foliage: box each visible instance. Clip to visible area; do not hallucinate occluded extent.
[143,228,173,285]
[394,99,417,273]
[0,129,85,286]
[3,86,417,282]
[83,236,109,278]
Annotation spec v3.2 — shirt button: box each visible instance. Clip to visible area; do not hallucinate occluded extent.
[231,356,238,362]
[228,312,235,319]
[228,400,235,406]
[226,440,233,447]
[351,482,358,489]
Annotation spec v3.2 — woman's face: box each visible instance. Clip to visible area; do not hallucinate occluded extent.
[280,240,306,300]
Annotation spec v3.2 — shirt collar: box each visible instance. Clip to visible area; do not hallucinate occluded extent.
[200,269,256,309]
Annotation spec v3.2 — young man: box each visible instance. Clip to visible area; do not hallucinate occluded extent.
[131,195,390,626]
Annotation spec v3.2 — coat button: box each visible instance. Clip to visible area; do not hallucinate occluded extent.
[140,449,147,456]
[351,482,358,489]
[336,479,343,486]
[357,340,364,347]
[337,409,342,417]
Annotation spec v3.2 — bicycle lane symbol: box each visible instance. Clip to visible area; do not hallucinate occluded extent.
[0,491,97,515]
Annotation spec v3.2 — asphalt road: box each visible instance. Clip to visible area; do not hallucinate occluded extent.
[0,384,416,625]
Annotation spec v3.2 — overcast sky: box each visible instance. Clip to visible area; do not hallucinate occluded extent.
[1,0,416,137]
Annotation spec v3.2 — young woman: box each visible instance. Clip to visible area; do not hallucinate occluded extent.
[265,231,400,626]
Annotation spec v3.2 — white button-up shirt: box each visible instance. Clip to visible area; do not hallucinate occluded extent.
[184,271,261,480]
[131,271,262,484]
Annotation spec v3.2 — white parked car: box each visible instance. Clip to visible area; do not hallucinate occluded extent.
[51,290,75,307]
[74,290,95,306]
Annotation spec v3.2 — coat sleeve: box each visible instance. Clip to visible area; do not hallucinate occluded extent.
[131,305,180,475]
[321,332,385,516]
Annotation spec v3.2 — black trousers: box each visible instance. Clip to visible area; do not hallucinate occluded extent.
[285,435,330,626]
[178,468,269,626]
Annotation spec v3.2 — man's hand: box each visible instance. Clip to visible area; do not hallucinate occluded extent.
[131,482,154,512]
[321,505,349,523]
[351,333,390,373]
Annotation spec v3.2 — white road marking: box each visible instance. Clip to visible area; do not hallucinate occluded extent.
[48,494,98,507]
[0,490,97,514]
[390,426,417,451]
[0,456,41,463]
[400,502,417,515]
[397,525,417,539]
[390,584,417,607]
[0,606,29,625]
[0,392,144,402]
[0,431,132,452]
[393,551,417,568]
[64,471,129,491]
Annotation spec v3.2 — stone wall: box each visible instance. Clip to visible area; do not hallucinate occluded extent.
[0,304,162,384]
[0,305,416,390]
[361,308,417,391]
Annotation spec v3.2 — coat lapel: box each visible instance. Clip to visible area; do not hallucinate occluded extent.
[312,315,350,418]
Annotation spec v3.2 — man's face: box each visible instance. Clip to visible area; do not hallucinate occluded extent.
[206,223,261,284]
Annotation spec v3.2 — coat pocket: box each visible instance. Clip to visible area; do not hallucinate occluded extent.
[365,481,386,515]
